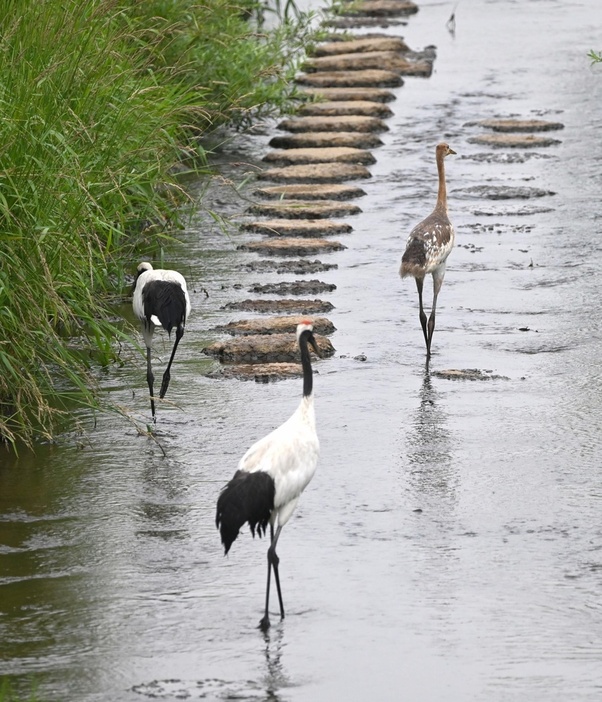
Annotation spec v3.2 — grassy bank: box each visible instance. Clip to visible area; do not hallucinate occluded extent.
[0,0,314,448]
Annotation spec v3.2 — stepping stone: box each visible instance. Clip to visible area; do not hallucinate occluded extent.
[241,219,352,237]
[453,185,555,200]
[246,201,361,219]
[208,362,306,382]
[270,131,384,149]
[241,259,338,274]
[298,100,393,118]
[257,162,372,183]
[238,238,346,256]
[299,86,396,102]
[325,15,408,28]
[223,299,335,313]
[262,146,376,165]
[339,0,419,16]
[202,333,335,363]
[470,118,564,132]
[467,134,561,148]
[303,51,432,77]
[311,36,411,56]
[253,184,366,201]
[432,368,509,381]
[277,115,388,133]
[215,316,336,336]
[248,280,336,295]
[296,69,403,88]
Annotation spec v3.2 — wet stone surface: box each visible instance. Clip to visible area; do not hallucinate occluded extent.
[262,146,376,165]
[257,162,372,184]
[463,151,553,164]
[269,131,384,149]
[207,361,308,382]
[296,69,404,88]
[222,298,335,314]
[240,219,353,237]
[453,185,556,199]
[277,115,389,133]
[240,259,338,274]
[253,183,366,201]
[247,280,337,296]
[298,86,396,102]
[213,316,336,336]
[201,332,335,363]
[310,35,411,56]
[471,204,556,216]
[303,51,432,77]
[338,0,419,16]
[469,118,565,132]
[237,237,346,256]
[432,369,511,381]
[298,100,394,118]
[246,201,362,219]
[467,133,562,147]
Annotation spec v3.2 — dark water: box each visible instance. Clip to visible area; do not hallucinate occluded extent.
[2,1,602,700]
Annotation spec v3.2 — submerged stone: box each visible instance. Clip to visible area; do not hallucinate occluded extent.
[202,332,335,363]
[253,183,366,201]
[468,134,561,148]
[222,298,335,314]
[296,69,403,88]
[298,101,393,118]
[257,162,372,183]
[262,146,376,165]
[248,280,336,296]
[241,219,352,236]
[470,118,565,132]
[246,201,361,219]
[432,368,509,381]
[240,259,338,275]
[208,362,306,382]
[298,86,396,102]
[453,185,556,200]
[277,115,388,133]
[237,238,347,256]
[214,315,336,336]
[269,131,384,149]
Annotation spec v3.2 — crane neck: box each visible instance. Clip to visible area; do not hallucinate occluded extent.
[299,332,314,398]
[435,151,448,214]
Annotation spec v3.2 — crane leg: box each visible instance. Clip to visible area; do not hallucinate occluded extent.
[415,277,429,350]
[259,524,284,632]
[427,271,445,356]
[146,346,156,421]
[159,325,184,400]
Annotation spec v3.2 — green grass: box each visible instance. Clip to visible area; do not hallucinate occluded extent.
[0,0,318,448]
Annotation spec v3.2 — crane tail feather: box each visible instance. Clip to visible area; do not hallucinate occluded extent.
[216,470,275,554]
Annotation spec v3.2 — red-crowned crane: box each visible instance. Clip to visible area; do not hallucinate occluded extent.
[216,321,321,631]
[132,261,191,421]
[400,142,456,357]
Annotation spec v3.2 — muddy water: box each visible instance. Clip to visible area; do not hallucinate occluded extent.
[2,1,602,700]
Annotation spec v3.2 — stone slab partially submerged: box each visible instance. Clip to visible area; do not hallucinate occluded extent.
[468,134,561,148]
[311,36,411,56]
[248,280,336,296]
[246,201,361,219]
[257,162,372,184]
[270,131,384,150]
[241,219,352,237]
[470,118,565,132]
[303,51,432,77]
[262,146,376,165]
[453,185,556,200]
[277,115,388,133]
[202,332,335,363]
[296,69,403,88]
[299,86,396,102]
[298,100,393,118]
[241,259,338,275]
[253,183,366,201]
[238,238,347,256]
[432,368,510,381]
[223,299,335,314]
[214,315,336,336]
[338,0,419,16]
[208,362,306,383]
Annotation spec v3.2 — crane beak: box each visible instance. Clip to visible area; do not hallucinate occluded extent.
[448,147,457,155]
[308,332,322,358]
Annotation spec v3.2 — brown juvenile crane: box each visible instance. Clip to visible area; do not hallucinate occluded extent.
[400,142,456,357]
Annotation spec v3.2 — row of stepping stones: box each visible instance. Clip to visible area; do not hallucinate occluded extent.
[203,0,433,381]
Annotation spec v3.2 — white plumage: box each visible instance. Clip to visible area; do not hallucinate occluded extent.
[216,321,321,631]
[132,261,191,421]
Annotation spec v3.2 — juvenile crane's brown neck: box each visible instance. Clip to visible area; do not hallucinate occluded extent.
[435,151,448,214]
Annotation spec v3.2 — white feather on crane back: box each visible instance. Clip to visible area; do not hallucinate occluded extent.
[238,395,319,528]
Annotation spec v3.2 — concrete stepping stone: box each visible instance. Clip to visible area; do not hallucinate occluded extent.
[246,200,361,219]
[241,219,352,237]
[467,134,561,148]
[248,280,336,296]
[432,368,509,381]
[298,100,393,118]
[215,316,336,336]
[262,146,376,165]
[269,131,384,149]
[339,0,419,17]
[223,299,335,314]
[241,259,338,275]
[253,183,366,201]
[298,86,396,102]
[257,162,372,184]
[208,362,306,382]
[325,15,408,28]
[470,118,564,132]
[303,51,432,77]
[311,36,411,56]
[453,185,556,200]
[238,238,346,256]
[277,115,388,133]
[202,333,335,363]
[296,69,403,88]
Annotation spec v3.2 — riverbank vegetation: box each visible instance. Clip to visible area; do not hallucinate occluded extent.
[0,0,317,449]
